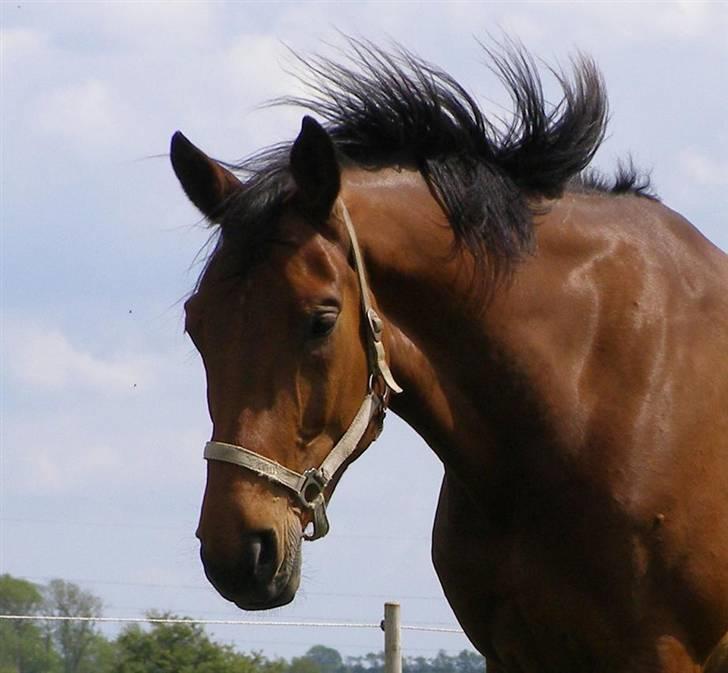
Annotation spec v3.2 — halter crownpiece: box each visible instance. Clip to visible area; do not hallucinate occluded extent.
[203,199,402,541]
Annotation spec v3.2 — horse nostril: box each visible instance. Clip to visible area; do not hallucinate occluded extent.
[240,530,277,583]
[200,529,280,601]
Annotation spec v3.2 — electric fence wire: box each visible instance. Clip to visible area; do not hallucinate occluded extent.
[0,614,463,633]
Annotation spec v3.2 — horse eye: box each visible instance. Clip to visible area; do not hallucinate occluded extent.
[308,311,338,339]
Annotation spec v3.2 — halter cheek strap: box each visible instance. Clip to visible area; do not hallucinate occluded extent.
[338,200,401,394]
[203,200,401,541]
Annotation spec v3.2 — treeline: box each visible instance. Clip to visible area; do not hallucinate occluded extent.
[0,575,485,673]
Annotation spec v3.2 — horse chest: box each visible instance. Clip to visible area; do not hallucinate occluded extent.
[429,472,691,673]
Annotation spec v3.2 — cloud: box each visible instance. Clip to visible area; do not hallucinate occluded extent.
[2,319,208,495]
[12,427,123,492]
[580,1,716,41]
[3,408,205,495]
[679,149,728,187]
[5,321,153,393]
[495,1,725,51]
[1,26,48,55]
[32,79,133,156]
[653,1,715,39]
[92,1,217,48]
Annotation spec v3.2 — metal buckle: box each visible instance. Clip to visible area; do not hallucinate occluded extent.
[297,468,327,509]
[298,469,330,541]
[366,308,383,341]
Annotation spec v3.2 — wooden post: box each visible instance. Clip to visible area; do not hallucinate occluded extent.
[383,602,402,673]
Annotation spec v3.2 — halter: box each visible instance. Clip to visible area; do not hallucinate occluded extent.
[203,200,402,541]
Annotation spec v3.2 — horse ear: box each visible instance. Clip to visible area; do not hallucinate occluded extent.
[170,131,242,221]
[289,116,341,220]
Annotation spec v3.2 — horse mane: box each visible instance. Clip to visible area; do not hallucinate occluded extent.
[571,158,655,198]
[214,39,654,279]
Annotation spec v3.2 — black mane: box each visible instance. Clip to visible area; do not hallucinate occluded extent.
[216,39,653,277]
[571,158,655,198]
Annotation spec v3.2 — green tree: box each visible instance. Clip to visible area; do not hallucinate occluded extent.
[344,651,384,673]
[0,574,60,673]
[305,646,344,673]
[426,651,456,673]
[288,658,322,673]
[43,579,106,673]
[453,650,484,673]
[291,646,343,673]
[112,612,280,673]
[343,649,484,673]
[402,650,484,673]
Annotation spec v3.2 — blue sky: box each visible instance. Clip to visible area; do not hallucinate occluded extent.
[1,1,726,660]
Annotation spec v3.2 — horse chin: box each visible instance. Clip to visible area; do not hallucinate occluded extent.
[234,575,299,611]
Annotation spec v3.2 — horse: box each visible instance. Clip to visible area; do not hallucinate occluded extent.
[169,41,728,673]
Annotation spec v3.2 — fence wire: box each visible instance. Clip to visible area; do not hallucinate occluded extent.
[0,614,463,634]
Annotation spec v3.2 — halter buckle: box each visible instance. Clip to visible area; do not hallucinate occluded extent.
[297,468,327,508]
[298,468,330,541]
[366,308,383,341]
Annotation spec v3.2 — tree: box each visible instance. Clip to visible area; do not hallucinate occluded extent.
[0,574,60,673]
[291,646,343,673]
[288,658,322,673]
[112,611,283,673]
[453,650,484,673]
[425,651,456,673]
[2,574,488,673]
[403,650,485,673]
[343,649,484,673]
[43,578,105,673]
[344,651,384,673]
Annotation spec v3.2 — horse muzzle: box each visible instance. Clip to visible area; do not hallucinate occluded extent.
[199,528,302,610]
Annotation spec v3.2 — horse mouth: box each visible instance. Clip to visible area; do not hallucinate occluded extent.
[208,523,303,611]
[233,572,300,610]
[208,550,302,610]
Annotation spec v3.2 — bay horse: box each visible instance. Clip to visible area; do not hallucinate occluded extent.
[170,42,728,672]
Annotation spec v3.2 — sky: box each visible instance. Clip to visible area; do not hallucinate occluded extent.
[1,0,727,661]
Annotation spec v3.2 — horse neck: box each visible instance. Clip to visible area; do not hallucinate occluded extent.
[341,169,514,486]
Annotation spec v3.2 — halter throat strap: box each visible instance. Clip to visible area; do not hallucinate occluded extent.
[203,199,401,541]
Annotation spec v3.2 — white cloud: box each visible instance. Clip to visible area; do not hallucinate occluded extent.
[92,1,217,47]
[2,6,220,161]
[1,319,208,495]
[5,321,153,393]
[32,79,132,155]
[0,27,48,56]
[224,34,294,101]
[217,34,303,148]
[494,1,726,50]
[679,148,728,186]
[1,307,209,483]
[18,432,122,492]
[3,407,205,495]
[653,1,714,39]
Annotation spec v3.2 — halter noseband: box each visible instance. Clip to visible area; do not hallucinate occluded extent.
[203,200,402,541]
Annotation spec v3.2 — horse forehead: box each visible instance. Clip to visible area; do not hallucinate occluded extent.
[187,215,345,320]
[283,236,343,287]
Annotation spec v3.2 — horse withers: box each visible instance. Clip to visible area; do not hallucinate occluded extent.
[170,42,728,672]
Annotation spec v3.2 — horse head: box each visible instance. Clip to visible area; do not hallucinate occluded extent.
[171,117,398,609]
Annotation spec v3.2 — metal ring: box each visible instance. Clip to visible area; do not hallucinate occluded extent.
[298,469,326,508]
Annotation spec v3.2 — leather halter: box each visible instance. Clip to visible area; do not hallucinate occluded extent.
[203,200,402,541]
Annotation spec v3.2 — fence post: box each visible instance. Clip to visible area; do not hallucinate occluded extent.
[382,602,402,673]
